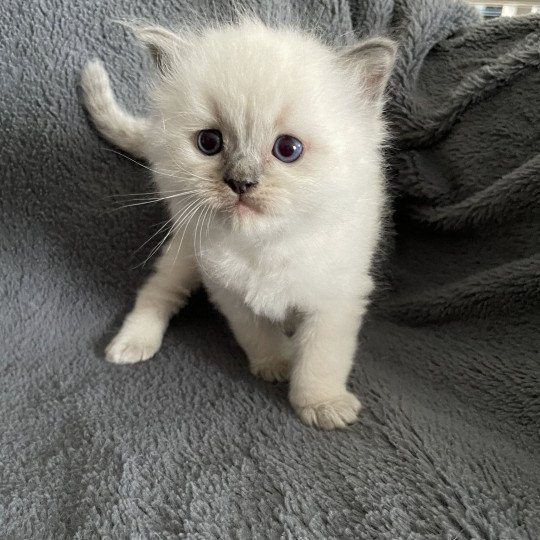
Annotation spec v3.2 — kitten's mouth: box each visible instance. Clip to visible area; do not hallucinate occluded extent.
[232,195,260,215]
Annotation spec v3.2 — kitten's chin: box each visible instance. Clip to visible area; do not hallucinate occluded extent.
[220,196,281,234]
[227,199,261,230]
[214,193,290,235]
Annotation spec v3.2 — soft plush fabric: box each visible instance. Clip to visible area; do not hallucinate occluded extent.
[1,0,539,537]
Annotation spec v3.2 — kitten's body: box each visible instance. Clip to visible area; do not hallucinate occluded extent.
[81,19,395,429]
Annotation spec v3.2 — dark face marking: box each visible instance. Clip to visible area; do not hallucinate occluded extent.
[222,151,262,193]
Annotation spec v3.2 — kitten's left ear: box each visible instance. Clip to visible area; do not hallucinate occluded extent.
[339,38,397,103]
[120,21,186,74]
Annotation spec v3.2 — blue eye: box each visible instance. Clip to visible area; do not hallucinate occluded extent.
[197,129,223,155]
[272,135,303,163]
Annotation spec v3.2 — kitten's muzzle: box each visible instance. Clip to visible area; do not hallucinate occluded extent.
[224,177,258,195]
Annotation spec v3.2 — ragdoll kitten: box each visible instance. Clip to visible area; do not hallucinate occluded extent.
[81,18,396,429]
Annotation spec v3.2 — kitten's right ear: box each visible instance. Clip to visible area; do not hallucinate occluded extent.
[339,38,397,104]
[120,21,185,74]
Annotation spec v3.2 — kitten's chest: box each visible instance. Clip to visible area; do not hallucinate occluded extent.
[201,242,295,321]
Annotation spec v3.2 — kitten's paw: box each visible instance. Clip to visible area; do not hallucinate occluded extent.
[292,391,362,430]
[105,329,162,365]
[250,357,290,382]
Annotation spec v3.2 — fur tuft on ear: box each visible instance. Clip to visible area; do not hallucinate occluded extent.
[118,20,185,74]
[339,38,397,103]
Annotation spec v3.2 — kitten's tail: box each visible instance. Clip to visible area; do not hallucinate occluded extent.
[80,60,149,159]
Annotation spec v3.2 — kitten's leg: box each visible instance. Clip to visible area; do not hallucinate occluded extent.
[289,301,368,430]
[208,286,293,382]
[106,237,199,364]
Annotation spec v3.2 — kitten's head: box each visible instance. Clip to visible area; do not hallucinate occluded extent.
[135,19,396,235]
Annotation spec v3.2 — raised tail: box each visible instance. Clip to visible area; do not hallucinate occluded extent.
[80,60,149,159]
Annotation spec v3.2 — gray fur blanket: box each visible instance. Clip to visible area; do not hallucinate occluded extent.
[1,0,539,537]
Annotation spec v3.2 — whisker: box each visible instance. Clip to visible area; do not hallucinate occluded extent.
[105,189,186,199]
[205,207,216,241]
[199,204,213,252]
[110,190,202,209]
[163,198,206,256]
[130,195,202,267]
[144,207,186,265]
[170,158,213,183]
[196,206,218,272]
[192,203,207,262]
[110,196,182,211]
[193,205,211,272]
[133,202,191,255]
[129,211,181,269]
[102,148,180,178]
[172,201,206,266]
[112,188,203,200]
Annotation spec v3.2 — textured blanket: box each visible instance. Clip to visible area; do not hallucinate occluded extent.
[1,0,539,537]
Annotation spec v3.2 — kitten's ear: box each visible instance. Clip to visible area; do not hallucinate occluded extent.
[339,38,397,103]
[120,21,184,74]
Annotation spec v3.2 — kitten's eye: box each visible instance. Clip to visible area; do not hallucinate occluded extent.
[272,135,303,163]
[197,129,223,156]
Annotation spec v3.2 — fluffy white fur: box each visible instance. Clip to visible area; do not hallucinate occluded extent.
[80,19,396,429]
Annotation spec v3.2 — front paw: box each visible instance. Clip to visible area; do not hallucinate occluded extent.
[250,357,290,382]
[291,391,362,430]
[105,327,162,364]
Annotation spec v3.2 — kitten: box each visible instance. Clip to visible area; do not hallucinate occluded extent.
[81,18,396,429]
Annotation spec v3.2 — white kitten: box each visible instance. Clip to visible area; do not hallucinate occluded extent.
[81,18,395,429]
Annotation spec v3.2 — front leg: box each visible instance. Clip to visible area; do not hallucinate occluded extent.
[207,285,293,382]
[289,302,367,430]
[106,235,199,364]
